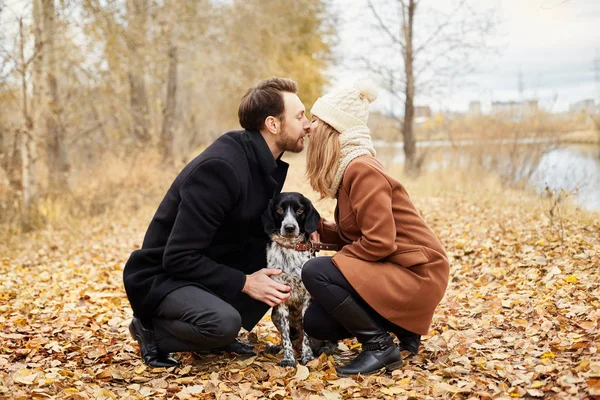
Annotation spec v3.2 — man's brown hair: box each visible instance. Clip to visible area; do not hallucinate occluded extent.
[238,77,298,132]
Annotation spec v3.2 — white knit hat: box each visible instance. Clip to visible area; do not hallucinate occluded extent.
[310,80,378,133]
[310,80,379,198]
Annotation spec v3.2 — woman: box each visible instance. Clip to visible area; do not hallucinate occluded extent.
[302,81,450,375]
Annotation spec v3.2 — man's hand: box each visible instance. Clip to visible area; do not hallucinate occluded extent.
[242,269,291,307]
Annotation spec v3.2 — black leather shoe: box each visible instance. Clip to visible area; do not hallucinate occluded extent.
[212,339,256,355]
[129,318,179,367]
[195,338,256,356]
[331,296,403,376]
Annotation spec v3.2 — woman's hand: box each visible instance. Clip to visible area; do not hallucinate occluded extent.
[310,231,321,243]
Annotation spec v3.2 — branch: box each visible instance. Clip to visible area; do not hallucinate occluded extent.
[413,0,468,56]
[367,0,405,49]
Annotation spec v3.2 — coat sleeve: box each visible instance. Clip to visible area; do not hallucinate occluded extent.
[337,162,397,262]
[162,159,247,301]
[317,218,348,249]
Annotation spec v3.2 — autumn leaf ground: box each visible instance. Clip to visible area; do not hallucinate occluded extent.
[1,154,599,399]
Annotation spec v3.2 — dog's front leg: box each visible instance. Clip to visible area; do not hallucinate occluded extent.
[272,304,296,367]
[300,300,315,365]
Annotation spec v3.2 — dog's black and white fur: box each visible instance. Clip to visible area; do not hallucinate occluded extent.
[261,192,321,367]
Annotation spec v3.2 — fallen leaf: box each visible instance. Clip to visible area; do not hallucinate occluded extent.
[12,369,37,385]
[293,365,309,381]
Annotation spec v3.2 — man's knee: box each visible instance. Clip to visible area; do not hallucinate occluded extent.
[218,308,242,341]
[191,306,241,347]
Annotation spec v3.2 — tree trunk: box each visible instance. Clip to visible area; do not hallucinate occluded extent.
[402,0,418,177]
[42,0,69,194]
[127,0,151,144]
[161,44,178,162]
[20,16,38,226]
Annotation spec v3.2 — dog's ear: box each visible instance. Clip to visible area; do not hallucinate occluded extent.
[261,199,277,234]
[303,197,321,235]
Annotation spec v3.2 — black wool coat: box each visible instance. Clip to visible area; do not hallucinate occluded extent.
[123,130,288,330]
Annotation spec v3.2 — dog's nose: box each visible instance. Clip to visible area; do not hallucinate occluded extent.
[284,225,295,234]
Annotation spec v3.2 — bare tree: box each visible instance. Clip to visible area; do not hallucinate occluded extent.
[366,0,497,177]
[161,44,177,162]
[40,0,69,193]
[18,16,39,224]
[126,0,151,144]
[159,0,182,163]
[0,0,335,231]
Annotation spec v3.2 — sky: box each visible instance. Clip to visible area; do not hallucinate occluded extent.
[328,0,600,113]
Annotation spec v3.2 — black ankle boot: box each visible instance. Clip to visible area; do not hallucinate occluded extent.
[331,297,402,376]
[393,327,421,355]
[129,318,179,367]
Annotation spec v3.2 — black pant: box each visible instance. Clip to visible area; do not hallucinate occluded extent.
[302,256,406,341]
[151,286,244,353]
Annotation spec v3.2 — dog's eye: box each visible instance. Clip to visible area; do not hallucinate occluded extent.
[297,209,304,215]
[276,208,284,214]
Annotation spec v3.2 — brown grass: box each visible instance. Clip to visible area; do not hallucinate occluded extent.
[0,150,178,243]
[2,144,596,245]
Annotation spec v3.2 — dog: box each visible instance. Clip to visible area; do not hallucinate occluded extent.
[261,192,325,367]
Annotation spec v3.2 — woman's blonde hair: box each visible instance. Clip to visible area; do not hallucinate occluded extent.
[306,119,341,199]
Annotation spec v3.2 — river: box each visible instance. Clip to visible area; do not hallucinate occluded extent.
[373,139,600,212]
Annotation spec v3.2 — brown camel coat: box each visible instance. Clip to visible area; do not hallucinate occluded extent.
[317,155,450,335]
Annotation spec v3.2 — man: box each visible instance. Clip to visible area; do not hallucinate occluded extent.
[123,77,311,367]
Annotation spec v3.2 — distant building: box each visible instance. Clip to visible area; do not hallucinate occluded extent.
[469,101,482,115]
[569,99,596,114]
[491,100,538,120]
[414,106,432,124]
[414,106,432,118]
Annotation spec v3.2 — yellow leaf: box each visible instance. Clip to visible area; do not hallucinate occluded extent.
[530,381,544,389]
[380,387,405,395]
[134,365,147,374]
[541,352,555,360]
[178,365,192,375]
[265,334,279,344]
[350,343,362,350]
[396,378,411,388]
[510,392,521,397]
[564,275,578,284]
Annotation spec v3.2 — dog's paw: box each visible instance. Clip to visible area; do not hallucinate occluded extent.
[301,353,314,365]
[280,358,296,368]
[318,340,338,355]
[310,339,337,356]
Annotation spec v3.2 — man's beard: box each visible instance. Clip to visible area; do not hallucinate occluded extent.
[277,126,304,153]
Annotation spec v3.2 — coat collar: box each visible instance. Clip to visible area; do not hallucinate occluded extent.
[244,130,288,176]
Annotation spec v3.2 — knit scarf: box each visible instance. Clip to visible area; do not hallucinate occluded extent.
[327,126,376,198]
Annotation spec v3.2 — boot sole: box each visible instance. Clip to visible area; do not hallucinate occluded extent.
[337,360,405,377]
[385,360,404,371]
